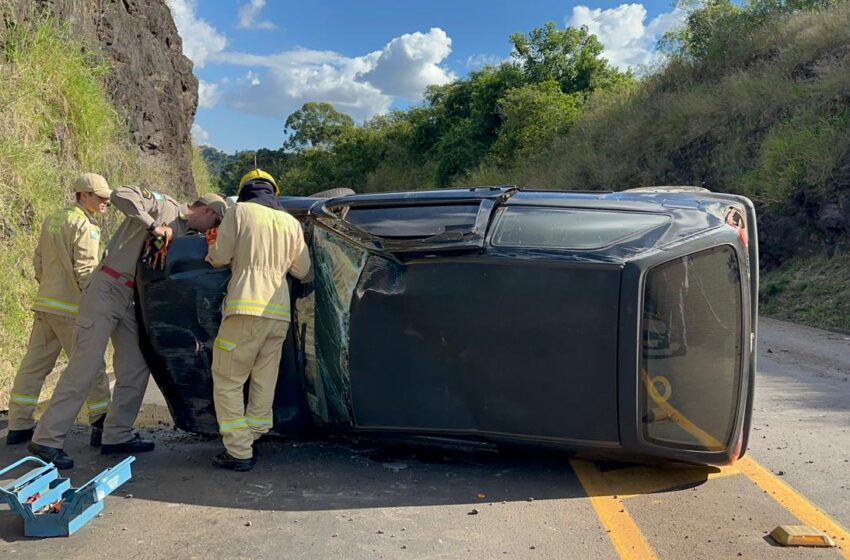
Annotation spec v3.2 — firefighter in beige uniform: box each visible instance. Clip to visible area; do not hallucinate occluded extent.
[29,187,225,469]
[6,174,112,446]
[206,170,310,471]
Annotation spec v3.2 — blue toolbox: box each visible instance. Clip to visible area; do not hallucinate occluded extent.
[0,455,135,537]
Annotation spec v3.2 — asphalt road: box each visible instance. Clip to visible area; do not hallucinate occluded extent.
[0,316,847,559]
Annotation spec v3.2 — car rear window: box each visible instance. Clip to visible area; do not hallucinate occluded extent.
[490,207,669,249]
[343,204,480,238]
[640,245,743,451]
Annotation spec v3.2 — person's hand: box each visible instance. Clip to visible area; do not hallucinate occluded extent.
[151,225,173,242]
[205,227,218,247]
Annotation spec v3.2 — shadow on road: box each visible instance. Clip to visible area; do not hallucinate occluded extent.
[1,422,721,539]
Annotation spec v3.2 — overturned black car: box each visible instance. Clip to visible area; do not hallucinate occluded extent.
[137,186,758,466]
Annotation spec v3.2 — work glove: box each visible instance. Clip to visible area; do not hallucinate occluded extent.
[205,227,218,247]
[150,236,171,270]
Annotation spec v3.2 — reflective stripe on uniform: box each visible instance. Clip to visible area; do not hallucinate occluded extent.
[10,393,38,406]
[86,400,110,414]
[224,299,290,317]
[33,296,79,315]
[246,416,273,427]
[219,417,248,432]
[214,338,237,351]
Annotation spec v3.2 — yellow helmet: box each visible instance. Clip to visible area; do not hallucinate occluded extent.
[238,169,279,195]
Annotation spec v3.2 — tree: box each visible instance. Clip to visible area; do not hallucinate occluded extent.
[510,22,630,95]
[283,102,355,151]
[492,80,581,161]
[425,64,526,183]
[657,0,742,61]
[198,146,237,178]
[658,0,839,63]
[217,148,293,196]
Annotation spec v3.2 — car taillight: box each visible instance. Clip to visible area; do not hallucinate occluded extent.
[726,208,748,247]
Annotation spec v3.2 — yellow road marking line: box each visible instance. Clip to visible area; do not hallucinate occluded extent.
[640,368,724,450]
[641,367,847,555]
[571,459,658,560]
[572,452,847,559]
[735,456,849,558]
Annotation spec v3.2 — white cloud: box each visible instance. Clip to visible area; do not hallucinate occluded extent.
[568,3,687,70]
[191,123,210,144]
[165,0,227,68]
[219,28,454,119]
[466,53,503,70]
[222,53,392,122]
[167,3,455,140]
[237,0,276,31]
[216,48,350,68]
[198,80,221,108]
[358,28,455,101]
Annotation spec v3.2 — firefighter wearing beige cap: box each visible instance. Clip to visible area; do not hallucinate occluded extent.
[29,187,225,469]
[6,173,113,447]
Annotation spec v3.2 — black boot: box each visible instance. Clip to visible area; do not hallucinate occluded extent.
[212,451,255,472]
[5,427,34,445]
[90,415,105,447]
[101,433,155,454]
[27,442,74,470]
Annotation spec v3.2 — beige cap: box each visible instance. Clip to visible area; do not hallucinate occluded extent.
[73,173,112,198]
[195,193,227,219]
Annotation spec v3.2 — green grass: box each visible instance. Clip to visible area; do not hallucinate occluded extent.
[0,18,188,406]
[192,144,220,196]
[761,254,850,331]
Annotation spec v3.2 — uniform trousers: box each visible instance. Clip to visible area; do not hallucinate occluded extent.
[211,315,289,459]
[8,312,110,430]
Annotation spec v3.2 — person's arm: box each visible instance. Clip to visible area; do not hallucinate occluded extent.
[111,185,172,240]
[72,223,100,291]
[288,225,311,280]
[206,205,237,268]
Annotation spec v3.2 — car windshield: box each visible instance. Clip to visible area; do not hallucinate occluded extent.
[490,207,670,249]
[343,204,480,238]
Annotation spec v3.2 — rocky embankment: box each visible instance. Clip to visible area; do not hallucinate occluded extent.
[1,0,198,193]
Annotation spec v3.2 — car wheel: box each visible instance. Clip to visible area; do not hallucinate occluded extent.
[309,187,356,198]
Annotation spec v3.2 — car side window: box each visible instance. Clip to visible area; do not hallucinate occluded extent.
[490,206,670,249]
[343,204,480,238]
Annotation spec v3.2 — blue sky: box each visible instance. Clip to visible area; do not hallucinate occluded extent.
[167,0,685,154]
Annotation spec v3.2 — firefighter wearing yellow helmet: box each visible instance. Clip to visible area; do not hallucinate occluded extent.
[205,169,310,471]
[238,169,279,195]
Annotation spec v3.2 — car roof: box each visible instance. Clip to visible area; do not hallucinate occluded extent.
[278,187,747,261]
[283,186,736,217]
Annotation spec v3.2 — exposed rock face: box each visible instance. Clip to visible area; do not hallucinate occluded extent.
[2,0,198,195]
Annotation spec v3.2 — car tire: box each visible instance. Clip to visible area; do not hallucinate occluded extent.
[309,187,356,198]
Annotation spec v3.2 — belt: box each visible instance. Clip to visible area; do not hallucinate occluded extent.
[101,266,135,289]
